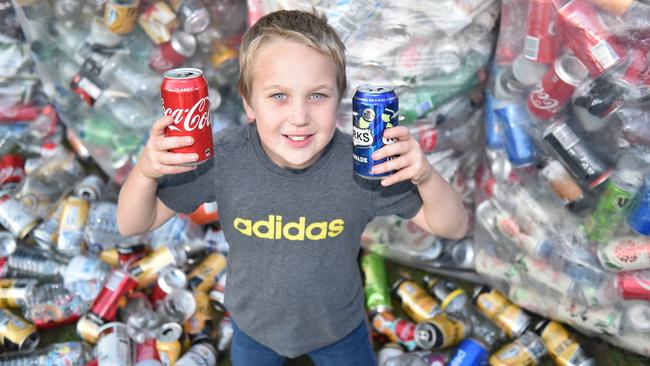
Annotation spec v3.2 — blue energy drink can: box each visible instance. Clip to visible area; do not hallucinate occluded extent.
[627,175,650,236]
[494,103,537,167]
[447,338,488,366]
[352,85,399,179]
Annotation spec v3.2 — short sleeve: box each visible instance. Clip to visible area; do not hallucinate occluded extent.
[156,160,215,213]
[371,179,423,219]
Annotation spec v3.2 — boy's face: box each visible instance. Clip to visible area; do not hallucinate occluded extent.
[242,38,340,170]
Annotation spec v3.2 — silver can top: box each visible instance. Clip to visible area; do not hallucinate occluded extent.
[556,54,588,87]
[170,31,197,58]
[163,67,203,80]
[356,85,394,94]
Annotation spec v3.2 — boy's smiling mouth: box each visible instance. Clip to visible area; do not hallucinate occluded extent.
[284,134,314,146]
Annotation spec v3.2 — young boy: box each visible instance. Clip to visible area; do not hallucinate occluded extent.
[117,9,468,366]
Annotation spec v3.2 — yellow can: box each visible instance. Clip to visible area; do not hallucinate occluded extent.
[187,253,227,292]
[489,331,546,366]
[393,279,440,323]
[157,322,183,366]
[474,286,530,338]
[0,279,36,308]
[100,248,120,267]
[183,291,217,343]
[104,0,140,34]
[210,41,238,69]
[129,246,178,288]
[57,196,90,254]
[414,313,467,350]
[537,321,592,366]
[0,309,39,351]
[77,314,104,344]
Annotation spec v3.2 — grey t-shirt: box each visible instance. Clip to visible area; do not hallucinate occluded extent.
[157,123,422,357]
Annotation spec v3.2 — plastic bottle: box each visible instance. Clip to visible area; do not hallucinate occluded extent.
[7,246,66,279]
[0,341,92,365]
[22,283,88,328]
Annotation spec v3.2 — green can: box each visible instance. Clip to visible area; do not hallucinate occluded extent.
[585,180,637,243]
[361,252,392,314]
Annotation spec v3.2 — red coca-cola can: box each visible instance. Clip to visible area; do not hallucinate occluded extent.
[149,31,197,73]
[0,155,25,187]
[161,68,212,164]
[89,269,138,322]
[556,0,625,77]
[528,53,588,120]
[617,271,650,301]
[524,0,560,64]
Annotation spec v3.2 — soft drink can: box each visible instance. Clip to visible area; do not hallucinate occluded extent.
[598,236,650,271]
[0,309,39,351]
[173,0,210,34]
[157,322,183,366]
[447,338,489,366]
[361,252,393,315]
[473,286,531,338]
[187,253,227,292]
[415,313,468,350]
[534,320,594,366]
[392,279,441,323]
[0,154,25,188]
[90,269,138,322]
[585,180,639,243]
[161,68,212,164]
[484,92,505,150]
[135,338,160,364]
[352,85,399,179]
[528,54,588,120]
[0,191,39,239]
[117,242,148,270]
[617,270,650,300]
[543,121,612,188]
[175,342,217,366]
[489,330,546,366]
[104,0,139,35]
[371,311,418,351]
[524,0,560,64]
[494,103,537,167]
[556,0,625,76]
[627,175,650,236]
[97,322,133,366]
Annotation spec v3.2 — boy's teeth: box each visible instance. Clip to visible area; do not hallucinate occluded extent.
[288,136,306,141]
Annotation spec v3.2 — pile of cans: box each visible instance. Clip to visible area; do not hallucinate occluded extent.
[11,0,247,184]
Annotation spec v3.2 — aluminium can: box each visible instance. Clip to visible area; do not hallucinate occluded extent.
[627,175,650,236]
[534,320,594,366]
[97,322,133,366]
[414,313,468,350]
[352,85,399,179]
[489,330,546,366]
[175,342,217,366]
[361,252,393,315]
[90,269,138,322]
[392,279,441,323]
[157,322,183,366]
[0,309,39,351]
[473,286,531,338]
[187,252,227,292]
[104,0,139,35]
[447,338,489,366]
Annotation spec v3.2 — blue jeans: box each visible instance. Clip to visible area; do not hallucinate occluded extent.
[230,320,377,366]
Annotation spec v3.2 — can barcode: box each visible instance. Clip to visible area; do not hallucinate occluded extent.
[550,123,579,149]
[524,36,540,61]
[105,271,125,292]
[591,41,620,70]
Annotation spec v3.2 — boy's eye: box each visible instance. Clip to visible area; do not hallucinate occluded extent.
[270,93,286,100]
[310,93,327,100]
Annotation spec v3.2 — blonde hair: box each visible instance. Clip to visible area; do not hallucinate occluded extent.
[238,10,347,103]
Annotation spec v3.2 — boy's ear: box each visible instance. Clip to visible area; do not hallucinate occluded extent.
[241,96,256,122]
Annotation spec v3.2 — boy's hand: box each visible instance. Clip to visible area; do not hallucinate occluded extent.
[371,126,434,187]
[136,116,199,180]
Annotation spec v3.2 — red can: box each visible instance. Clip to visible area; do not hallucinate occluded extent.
[556,0,625,77]
[89,269,138,322]
[136,338,160,364]
[116,242,147,270]
[150,267,187,309]
[524,0,560,64]
[617,271,650,301]
[0,155,25,187]
[161,68,212,164]
[622,47,650,86]
[528,54,588,120]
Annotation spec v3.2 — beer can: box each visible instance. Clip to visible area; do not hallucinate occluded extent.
[352,85,399,179]
[175,342,217,366]
[392,279,441,323]
[161,68,212,164]
[97,322,133,366]
[523,0,560,64]
[77,314,105,344]
[151,266,187,308]
[473,286,531,338]
[104,0,139,35]
[493,103,537,167]
[424,276,468,315]
[598,236,650,271]
[157,322,183,366]
[0,309,39,351]
[74,174,105,202]
[187,253,227,292]
[626,175,650,236]
[0,191,39,239]
[0,279,36,308]
[129,246,184,288]
[57,196,90,256]
[617,270,650,300]
[447,338,489,366]
[543,121,612,188]
[361,252,393,315]
[489,330,546,366]
[100,248,120,267]
[415,313,468,350]
[534,320,594,366]
[556,0,625,76]
[183,291,217,345]
[90,269,138,322]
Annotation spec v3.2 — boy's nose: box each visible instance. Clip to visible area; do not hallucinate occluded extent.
[289,101,310,126]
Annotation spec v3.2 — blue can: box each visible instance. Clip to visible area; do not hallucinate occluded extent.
[494,103,537,167]
[484,92,505,150]
[627,175,650,236]
[352,85,399,179]
[447,338,488,366]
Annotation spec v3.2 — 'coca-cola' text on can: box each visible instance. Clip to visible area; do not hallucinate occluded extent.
[161,68,212,165]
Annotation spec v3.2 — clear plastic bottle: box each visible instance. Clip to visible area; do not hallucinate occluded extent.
[7,246,66,279]
[22,283,89,327]
[0,341,92,365]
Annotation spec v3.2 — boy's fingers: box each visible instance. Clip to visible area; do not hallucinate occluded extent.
[381,166,416,187]
[383,126,409,140]
[372,155,408,175]
[372,141,408,160]
[154,136,194,151]
[159,151,199,166]
[151,116,174,137]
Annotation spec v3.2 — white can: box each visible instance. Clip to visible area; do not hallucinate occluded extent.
[97,322,133,366]
[175,343,217,366]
